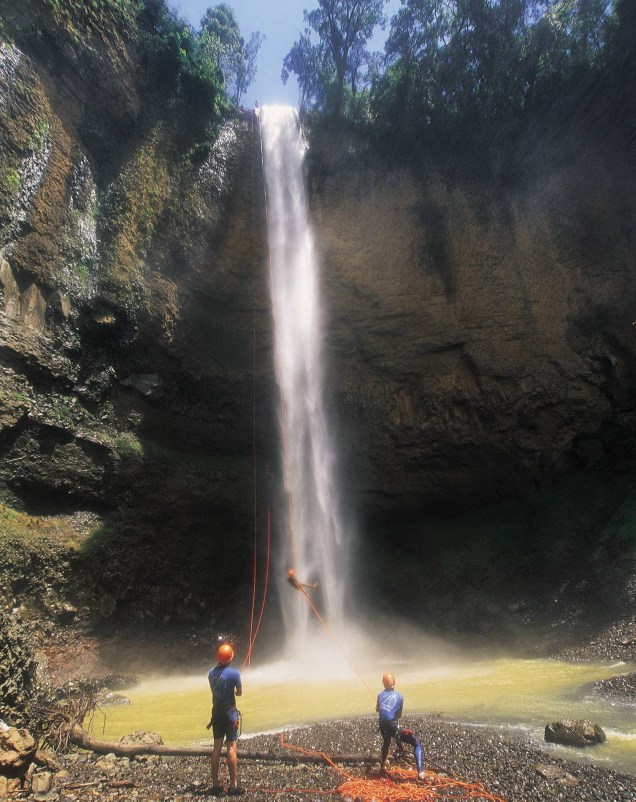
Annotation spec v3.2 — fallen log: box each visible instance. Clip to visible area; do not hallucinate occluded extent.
[69,724,376,766]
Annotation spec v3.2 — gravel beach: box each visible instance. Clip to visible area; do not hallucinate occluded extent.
[18,716,635,802]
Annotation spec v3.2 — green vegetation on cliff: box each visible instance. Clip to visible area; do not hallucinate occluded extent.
[0,504,84,616]
[102,123,172,285]
[3,0,262,116]
[38,0,225,107]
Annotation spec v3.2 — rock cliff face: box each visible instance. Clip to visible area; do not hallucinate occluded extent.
[0,2,273,630]
[311,127,636,516]
[0,2,635,640]
[308,123,636,634]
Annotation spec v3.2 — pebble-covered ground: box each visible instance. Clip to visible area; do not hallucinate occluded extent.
[16,716,636,802]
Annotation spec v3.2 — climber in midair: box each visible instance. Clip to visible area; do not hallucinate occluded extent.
[286,568,318,592]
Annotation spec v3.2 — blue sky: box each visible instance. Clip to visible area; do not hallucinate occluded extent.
[174,0,401,108]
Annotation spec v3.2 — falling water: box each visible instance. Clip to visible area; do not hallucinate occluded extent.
[260,106,350,659]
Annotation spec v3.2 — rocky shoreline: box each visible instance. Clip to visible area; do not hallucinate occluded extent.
[554,615,636,666]
[8,716,635,802]
[3,614,635,800]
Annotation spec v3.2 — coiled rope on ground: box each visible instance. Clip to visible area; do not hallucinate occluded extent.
[265,734,509,802]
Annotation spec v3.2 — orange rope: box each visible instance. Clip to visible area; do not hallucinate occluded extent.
[278,733,350,778]
[276,734,508,802]
[243,508,271,669]
[338,766,509,802]
[296,585,375,697]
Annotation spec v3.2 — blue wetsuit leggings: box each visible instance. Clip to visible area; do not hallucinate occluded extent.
[380,723,423,774]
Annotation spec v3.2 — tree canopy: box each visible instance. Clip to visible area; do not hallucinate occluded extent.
[371,0,620,148]
[284,0,387,116]
[282,0,632,155]
[200,3,264,105]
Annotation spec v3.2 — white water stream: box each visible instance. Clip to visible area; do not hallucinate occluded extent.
[260,106,351,659]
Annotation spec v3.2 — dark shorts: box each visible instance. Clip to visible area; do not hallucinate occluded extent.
[212,707,239,741]
[379,720,399,741]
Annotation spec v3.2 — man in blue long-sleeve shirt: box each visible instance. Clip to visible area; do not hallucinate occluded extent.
[376,672,424,780]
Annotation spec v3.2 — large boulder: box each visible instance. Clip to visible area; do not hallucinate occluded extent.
[544,719,606,747]
[120,730,163,763]
[0,726,37,779]
[119,730,163,746]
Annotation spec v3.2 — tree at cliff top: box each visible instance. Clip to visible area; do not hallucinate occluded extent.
[199,3,264,106]
[283,30,333,112]
[283,0,387,116]
[135,0,226,107]
[371,0,619,153]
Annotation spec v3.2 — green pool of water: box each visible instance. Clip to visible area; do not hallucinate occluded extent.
[91,658,636,775]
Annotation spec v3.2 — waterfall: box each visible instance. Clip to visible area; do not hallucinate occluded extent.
[260,106,350,660]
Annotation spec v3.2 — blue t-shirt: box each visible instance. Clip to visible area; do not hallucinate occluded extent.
[209,665,242,710]
[377,688,404,722]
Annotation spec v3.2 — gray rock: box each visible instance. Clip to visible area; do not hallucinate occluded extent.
[534,763,579,785]
[544,719,606,747]
[31,770,53,793]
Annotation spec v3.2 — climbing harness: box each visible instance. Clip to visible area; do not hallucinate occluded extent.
[391,729,408,763]
[205,709,242,738]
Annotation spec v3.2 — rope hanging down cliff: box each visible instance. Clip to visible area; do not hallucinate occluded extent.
[244,106,268,669]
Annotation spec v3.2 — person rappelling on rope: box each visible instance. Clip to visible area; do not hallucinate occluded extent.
[286,568,318,592]
[376,672,425,781]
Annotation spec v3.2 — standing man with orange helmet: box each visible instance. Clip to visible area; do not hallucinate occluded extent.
[208,643,245,796]
[376,672,424,780]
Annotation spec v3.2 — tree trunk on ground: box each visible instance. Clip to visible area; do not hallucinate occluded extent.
[69,724,376,765]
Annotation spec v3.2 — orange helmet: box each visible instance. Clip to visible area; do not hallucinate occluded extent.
[217,643,234,665]
[382,672,395,689]
[287,569,295,578]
